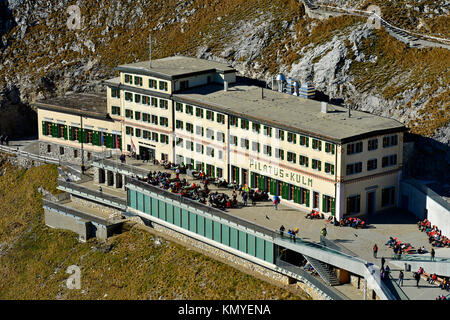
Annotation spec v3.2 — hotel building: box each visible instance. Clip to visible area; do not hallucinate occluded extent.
[36,56,407,220]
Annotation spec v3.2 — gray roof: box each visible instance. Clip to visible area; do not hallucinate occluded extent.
[34,93,111,120]
[115,56,236,80]
[174,84,407,143]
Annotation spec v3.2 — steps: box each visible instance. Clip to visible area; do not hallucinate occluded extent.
[304,255,341,286]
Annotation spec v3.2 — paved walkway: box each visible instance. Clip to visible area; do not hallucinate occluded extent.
[81,157,450,300]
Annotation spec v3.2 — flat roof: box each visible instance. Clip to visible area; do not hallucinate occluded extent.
[34,93,111,120]
[115,56,236,80]
[174,83,407,143]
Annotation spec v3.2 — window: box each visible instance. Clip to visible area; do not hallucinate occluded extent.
[325,163,335,174]
[159,81,168,91]
[229,116,238,127]
[111,88,120,98]
[323,195,335,214]
[124,74,132,84]
[276,129,284,140]
[59,146,64,155]
[196,107,204,118]
[240,138,249,150]
[217,131,225,142]
[252,123,260,133]
[196,125,204,136]
[346,162,362,175]
[206,147,214,157]
[299,155,309,167]
[176,120,183,129]
[176,137,183,146]
[160,134,169,144]
[230,135,238,146]
[175,102,183,112]
[124,92,133,101]
[312,159,321,171]
[347,141,363,155]
[206,128,214,140]
[312,139,322,151]
[142,113,150,123]
[143,130,150,139]
[287,132,296,144]
[160,117,169,127]
[135,128,141,138]
[186,123,194,133]
[217,113,225,124]
[287,151,296,163]
[135,111,141,121]
[149,79,157,89]
[382,187,395,207]
[126,126,134,136]
[151,97,158,107]
[264,126,272,137]
[142,96,150,105]
[73,150,78,158]
[111,106,120,116]
[347,195,361,214]
[185,105,194,115]
[151,132,158,142]
[196,143,204,154]
[275,148,284,160]
[241,119,249,130]
[206,110,214,120]
[134,76,143,86]
[367,159,377,171]
[383,135,398,148]
[252,141,260,153]
[382,154,397,168]
[325,142,335,154]
[368,138,378,151]
[263,145,272,156]
[47,144,51,153]
[125,109,133,119]
[180,80,189,90]
[159,99,168,109]
[151,115,158,125]
[300,135,309,147]
[185,140,194,151]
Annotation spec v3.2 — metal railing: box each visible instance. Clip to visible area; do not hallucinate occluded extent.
[0,144,60,165]
[303,0,450,46]
[57,179,127,209]
[42,198,121,226]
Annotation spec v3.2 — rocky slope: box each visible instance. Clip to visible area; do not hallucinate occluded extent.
[0,0,448,181]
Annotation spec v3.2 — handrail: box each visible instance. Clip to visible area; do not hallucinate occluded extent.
[303,1,450,46]
[57,179,127,208]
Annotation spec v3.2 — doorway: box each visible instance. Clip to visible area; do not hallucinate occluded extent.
[367,191,376,215]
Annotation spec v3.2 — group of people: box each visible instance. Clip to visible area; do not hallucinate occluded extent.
[385,236,416,255]
[337,217,366,229]
[279,225,299,241]
[0,134,9,146]
[418,219,450,248]
[305,210,323,219]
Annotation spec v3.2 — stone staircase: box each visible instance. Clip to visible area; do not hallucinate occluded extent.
[305,255,341,286]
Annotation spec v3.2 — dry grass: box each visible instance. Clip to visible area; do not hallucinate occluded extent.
[0,156,307,300]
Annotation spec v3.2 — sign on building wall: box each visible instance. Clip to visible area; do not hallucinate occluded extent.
[249,158,313,187]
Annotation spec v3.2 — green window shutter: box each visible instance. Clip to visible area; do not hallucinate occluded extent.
[69,127,73,140]
[332,144,335,154]
[42,122,46,135]
[331,198,336,215]
[306,138,309,147]
[306,190,310,207]
[63,126,68,140]
[322,195,326,212]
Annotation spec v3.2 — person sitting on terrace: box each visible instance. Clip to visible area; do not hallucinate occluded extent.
[417,246,428,254]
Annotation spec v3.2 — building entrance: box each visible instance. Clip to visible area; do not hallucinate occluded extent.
[139,146,155,161]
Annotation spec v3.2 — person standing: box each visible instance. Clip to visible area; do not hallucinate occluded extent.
[381,257,386,269]
[431,248,435,261]
[242,192,248,206]
[321,227,327,238]
[273,195,280,210]
[373,244,378,258]
[415,272,421,287]
[398,270,404,287]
